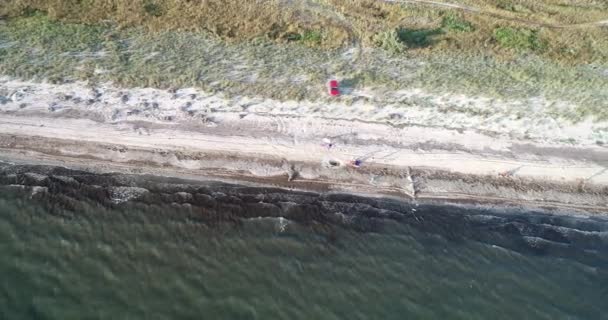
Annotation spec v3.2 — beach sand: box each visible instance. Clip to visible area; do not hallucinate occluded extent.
[0,77,606,214]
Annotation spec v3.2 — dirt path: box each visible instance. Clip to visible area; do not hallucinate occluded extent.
[385,0,479,12]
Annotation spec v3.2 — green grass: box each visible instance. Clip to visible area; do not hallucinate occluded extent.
[1,12,106,52]
[302,30,323,44]
[441,14,475,33]
[493,27,545,51]
[284,30,324,46]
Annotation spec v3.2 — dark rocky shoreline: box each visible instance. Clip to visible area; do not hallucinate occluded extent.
[1,163,607,267]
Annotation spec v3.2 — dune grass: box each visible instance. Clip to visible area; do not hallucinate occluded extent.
[1,13,607,122]
[0,2,607,122]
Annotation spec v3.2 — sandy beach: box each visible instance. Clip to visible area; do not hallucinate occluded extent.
[1,78,606,214]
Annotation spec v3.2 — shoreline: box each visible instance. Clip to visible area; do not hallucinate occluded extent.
[0,78,607,216]
[1,137,606,216]
[2,161,608,262]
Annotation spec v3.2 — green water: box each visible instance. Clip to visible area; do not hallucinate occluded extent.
[0,195,606,320]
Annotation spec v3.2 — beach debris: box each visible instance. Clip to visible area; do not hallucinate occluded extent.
[404,166,416,196]
[9,89,26,102]
[286,163,299,181]
[321,138,334,150]
[181,101,193,111]
[58,94,72,101]
[277,217,289,232]
[498,166,523,178]
[109,186,149,204]
[47,103,63,112]
[323,157,342,168]
[29,186,49,198]
[90,88,102,99]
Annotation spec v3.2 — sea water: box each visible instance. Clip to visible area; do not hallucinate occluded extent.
[0,167,607,319]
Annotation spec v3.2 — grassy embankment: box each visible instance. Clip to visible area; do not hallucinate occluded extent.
[0,0,607,120]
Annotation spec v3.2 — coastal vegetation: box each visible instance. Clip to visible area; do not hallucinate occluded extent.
[0,0,607,119]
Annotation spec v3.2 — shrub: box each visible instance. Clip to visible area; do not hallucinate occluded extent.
[373,30,406,53]
[285,32,302,41]
[397,28,442,48]
[374,27,442,52]
[497,1,517,12]
[143,1,164,17]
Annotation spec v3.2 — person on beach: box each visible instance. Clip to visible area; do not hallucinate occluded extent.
[348,159,363,168]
